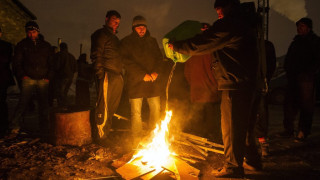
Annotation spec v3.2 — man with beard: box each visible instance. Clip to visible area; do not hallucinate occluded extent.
[121,15,163,145]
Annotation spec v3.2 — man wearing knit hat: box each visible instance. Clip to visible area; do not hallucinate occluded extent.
[121,15,163,146]
[10,21,53,137]
[169,0,261,177]
[279,17,320,142]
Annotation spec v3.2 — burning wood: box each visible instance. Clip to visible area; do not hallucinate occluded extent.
[115,110,223,179]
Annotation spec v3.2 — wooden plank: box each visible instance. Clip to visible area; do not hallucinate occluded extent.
[161,156,180,179]
[175,158,200,180]
[180,132,224,149]
[174,139,224,155]
[140,168,164,180]
[116,158,156,180]
[184,138,208,157]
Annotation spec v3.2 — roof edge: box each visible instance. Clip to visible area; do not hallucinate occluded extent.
[12,0,37,20]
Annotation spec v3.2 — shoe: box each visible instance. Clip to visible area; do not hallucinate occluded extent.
[212,166,244,178]
[5,128,21,139]
[294,131,306,143]
[258,137,270,157]
[276,131,294,138]
[243,161,263,171]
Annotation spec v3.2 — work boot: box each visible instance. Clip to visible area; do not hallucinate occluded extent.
[243,160,263,171]
[294,131,307,143]
[212,166,244,178]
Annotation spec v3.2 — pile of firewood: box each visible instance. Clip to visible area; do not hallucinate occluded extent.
[114,131,224,179]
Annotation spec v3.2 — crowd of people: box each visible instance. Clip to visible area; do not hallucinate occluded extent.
[0,0,319,178]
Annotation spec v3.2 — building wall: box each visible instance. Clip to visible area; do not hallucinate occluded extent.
[0,0,35,45]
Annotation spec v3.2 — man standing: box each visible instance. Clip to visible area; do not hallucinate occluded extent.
[0,27,14,137]
[280,17,320,142]
[91,10,124,143]
[169,0,260,177]
[10,21,53,135]
[55,42,77,106]
[183,23,222,143]
[121,15,163,143]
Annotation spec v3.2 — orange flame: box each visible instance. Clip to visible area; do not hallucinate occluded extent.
[128,110,174,170]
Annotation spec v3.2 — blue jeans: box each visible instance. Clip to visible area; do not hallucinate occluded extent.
[10,78,49,130]
[130,96,160,137]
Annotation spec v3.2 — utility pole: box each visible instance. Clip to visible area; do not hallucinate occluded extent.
[57,38,62,52]
[80,43,83,55]
[257,0,270,40]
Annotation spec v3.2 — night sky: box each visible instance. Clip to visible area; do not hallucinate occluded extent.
[19,0,320,59]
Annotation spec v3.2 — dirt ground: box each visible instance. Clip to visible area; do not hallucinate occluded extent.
[1,89,320,180]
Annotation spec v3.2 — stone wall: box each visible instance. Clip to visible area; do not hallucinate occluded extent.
[0,0,36,45]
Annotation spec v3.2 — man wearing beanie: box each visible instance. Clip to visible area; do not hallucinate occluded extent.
[121,15,163,146]
[10,21,53,136]
[279,17,320,142]
[169,0,261,177]
[91,10,124,144]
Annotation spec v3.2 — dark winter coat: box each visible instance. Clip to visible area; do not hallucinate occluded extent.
[172,9,259,90]
[0,39,14,85]
[284,31,320,80]
[91,26,123,77]
[121,30,163,98]
[54,50,77,79]
[13,37,53,80]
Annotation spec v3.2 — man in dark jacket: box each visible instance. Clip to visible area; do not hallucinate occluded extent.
[0,27,15,137]
[91,10,124,142]
[169,0,260,177]
[76,53,93,106]
[55,42,77,106]
[121,15,163,143]
[280,17,320,142]
[10,21,53,135]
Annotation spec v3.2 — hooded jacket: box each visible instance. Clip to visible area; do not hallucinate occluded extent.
[172,8,259,90]
[121,30,163,98]
[91,25,123,76]
[13,36,53,80]
[54,49,77,79]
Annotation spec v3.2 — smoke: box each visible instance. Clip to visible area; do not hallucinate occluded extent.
[269,0,307,22]
[240,0,307,22]
[132,2,172,28]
